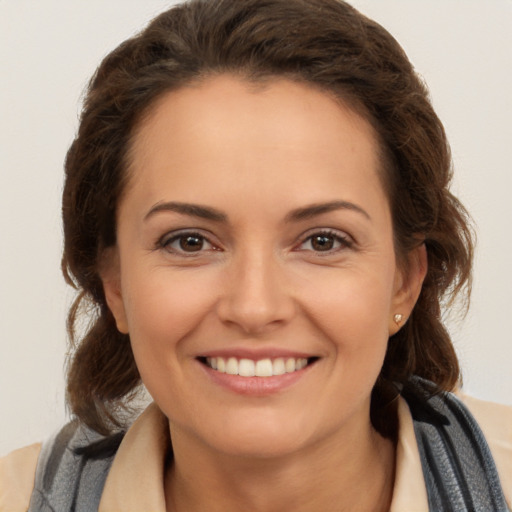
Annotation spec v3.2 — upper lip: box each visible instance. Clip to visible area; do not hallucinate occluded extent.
[196,347,319,360]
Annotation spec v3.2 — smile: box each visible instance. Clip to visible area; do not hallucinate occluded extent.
[203,356,313,377]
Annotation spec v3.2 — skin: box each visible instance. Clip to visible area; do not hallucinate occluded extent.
[103,75,427,512]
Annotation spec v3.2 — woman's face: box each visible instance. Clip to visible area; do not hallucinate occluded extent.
[104,75,423,458]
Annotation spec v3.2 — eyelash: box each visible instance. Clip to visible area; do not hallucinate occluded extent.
[156,228,353,257]
[157,230,219,256]
[295,229,353,254]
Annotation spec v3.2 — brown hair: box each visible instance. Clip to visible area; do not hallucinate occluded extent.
[63,0,473,436]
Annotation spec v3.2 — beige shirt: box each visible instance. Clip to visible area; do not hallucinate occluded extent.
[1,396,511,511]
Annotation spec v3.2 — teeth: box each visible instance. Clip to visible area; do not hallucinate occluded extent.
[226,357,238,375]
[272,358,286,375]
[205,356,309,377]
[255,359,273,377]
[285,358,296,373]
[297,358,307,370]
[239,359,255,377]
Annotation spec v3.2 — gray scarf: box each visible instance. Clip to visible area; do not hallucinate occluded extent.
[28,377,509,511]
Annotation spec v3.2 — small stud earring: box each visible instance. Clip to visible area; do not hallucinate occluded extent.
[393,314,403,325]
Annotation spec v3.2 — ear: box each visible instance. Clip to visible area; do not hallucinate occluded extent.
[100,247,129,334]
[389,243,428,336]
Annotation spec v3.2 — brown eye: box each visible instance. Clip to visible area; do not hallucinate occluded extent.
[179,235,204,252]
[297,230,352,253]
[311,235,335,251]
[161,232,215,254]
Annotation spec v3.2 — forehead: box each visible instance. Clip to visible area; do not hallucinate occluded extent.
[124,75,386,213]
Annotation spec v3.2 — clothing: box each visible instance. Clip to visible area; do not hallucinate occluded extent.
[1,391,511,511]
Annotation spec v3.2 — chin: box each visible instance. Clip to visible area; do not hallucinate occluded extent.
[180,409,316,460]
[210,426,310,460]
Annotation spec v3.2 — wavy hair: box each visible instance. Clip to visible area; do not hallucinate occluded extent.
[62,0,474,436]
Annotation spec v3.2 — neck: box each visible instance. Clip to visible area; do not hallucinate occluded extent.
[165,420,395,512]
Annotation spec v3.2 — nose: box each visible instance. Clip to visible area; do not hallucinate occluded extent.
[216,249,296,335]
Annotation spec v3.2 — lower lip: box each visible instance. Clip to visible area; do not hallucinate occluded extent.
[198,361,314,396]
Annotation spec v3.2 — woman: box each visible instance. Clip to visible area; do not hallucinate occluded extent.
[1,0,510,510]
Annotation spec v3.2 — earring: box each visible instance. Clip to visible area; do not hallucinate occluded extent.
[393,314,403,325]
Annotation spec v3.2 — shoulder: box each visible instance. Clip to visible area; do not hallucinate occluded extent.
[401,377,511,509]
[0,443,41,511]
[458,392,512,442]
[458,392,512,502]
[27,421,123,511]
[0,422,124,512]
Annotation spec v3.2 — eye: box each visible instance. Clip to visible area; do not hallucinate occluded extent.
[297,230,352,253]
[159,231,216,254]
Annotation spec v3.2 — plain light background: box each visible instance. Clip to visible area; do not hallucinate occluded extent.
[1,0,511,457]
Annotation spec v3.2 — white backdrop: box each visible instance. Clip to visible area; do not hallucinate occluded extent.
[1,0,511,457]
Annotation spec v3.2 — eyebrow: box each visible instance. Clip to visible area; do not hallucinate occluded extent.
[144,199,370,223]
[285,200,371,222]
[144,201,228,222]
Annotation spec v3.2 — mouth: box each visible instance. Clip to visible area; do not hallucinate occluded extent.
[198,356,319,377]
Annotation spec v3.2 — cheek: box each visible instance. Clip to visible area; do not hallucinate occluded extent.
[298,263,395,381]
[121,268,219,361]
[121,269,221,417]
[303,265,395,333]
